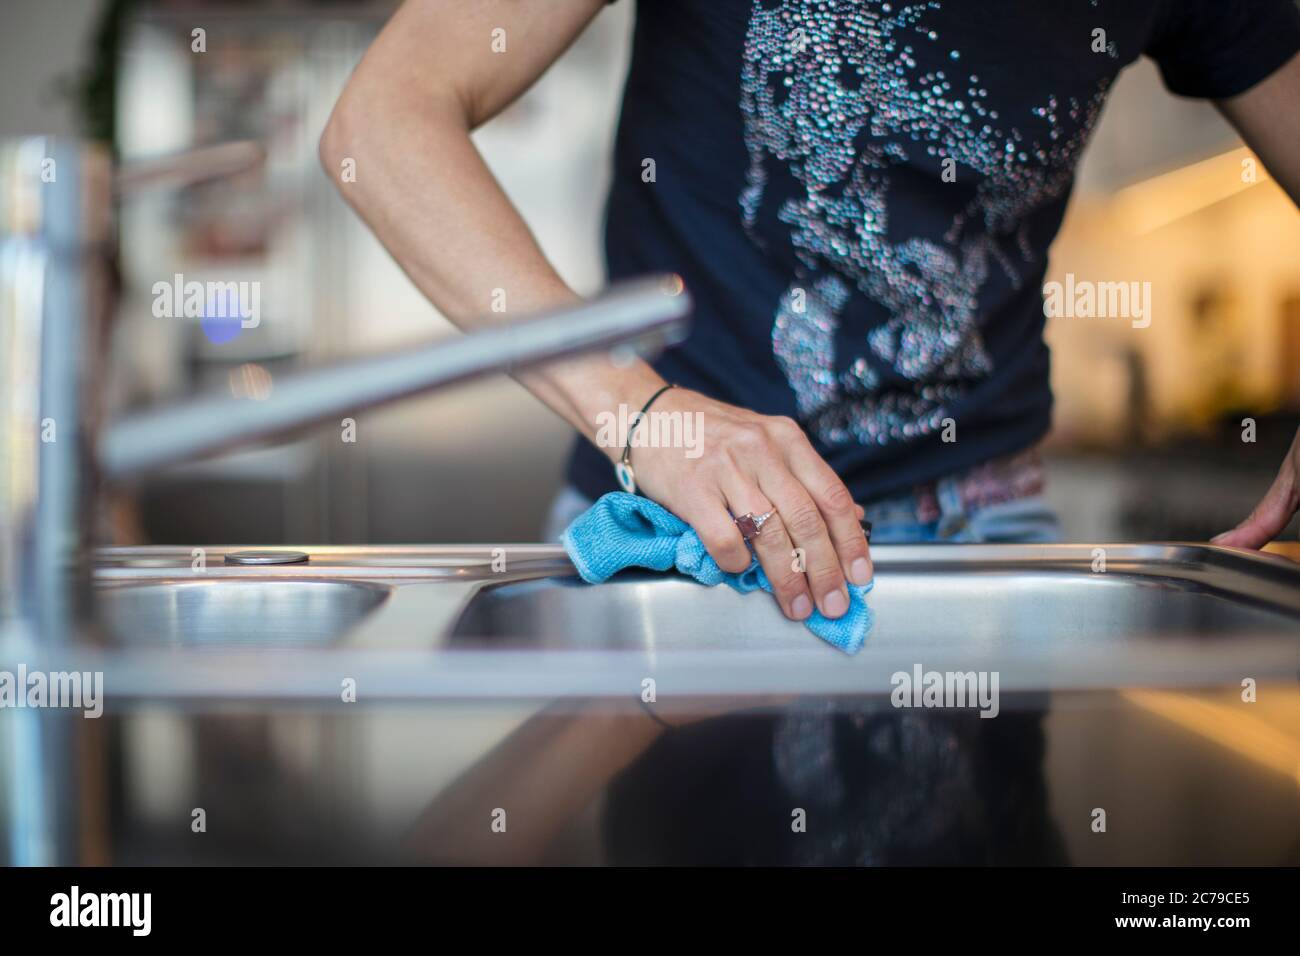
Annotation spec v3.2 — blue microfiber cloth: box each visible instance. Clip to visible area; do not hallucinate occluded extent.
[561,491,874,654]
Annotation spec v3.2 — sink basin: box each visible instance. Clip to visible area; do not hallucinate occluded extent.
[451,574,825,651]
[451,567,1292,651]
[95,579,391,645]
[446,545,1300,695]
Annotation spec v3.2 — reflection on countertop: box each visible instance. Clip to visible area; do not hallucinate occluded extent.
[95,689,1300,866]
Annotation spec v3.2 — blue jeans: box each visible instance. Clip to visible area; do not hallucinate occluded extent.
[859,477,1060,544]
[544,477,1061,545]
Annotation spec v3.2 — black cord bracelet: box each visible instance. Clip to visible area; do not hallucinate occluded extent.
[614,382,676,494]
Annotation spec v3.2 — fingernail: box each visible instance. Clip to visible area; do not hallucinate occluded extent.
[791,593,813,620]
[822,589,848,619]
[850,557,872,585]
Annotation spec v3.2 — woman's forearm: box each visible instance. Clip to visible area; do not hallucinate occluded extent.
[318,0,657,458]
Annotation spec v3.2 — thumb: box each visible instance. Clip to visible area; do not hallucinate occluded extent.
[1211,469,1297,550]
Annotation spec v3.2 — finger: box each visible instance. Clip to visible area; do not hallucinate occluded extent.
[1211,468,1298,550]
[723,480,813,621]
[679,490,753,574]
[784,433,873,585]
[757,470,850,619]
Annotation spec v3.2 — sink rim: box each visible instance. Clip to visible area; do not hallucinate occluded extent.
[27,541,1295,705]
[93,544,578,582]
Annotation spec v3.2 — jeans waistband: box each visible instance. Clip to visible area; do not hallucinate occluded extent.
[864,447,1045,535]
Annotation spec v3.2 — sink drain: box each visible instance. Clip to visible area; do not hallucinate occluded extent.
[224,550,310,566]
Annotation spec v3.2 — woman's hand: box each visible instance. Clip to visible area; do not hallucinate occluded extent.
[627,387,873,621]
[1212,427,1300,550]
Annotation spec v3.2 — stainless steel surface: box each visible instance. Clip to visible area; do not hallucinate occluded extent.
[0,137,111,642]
[0,138,111,867]
[98,276,691,478]
[18,541,1300,866]
[446,542,1300,696]
[225,550,311,566]
[35,543,1297,705]
[96,580,390,645]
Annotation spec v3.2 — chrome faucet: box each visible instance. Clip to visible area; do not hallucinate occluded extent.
[98,278,690,478]
[2,135,690,636]
[0,135,690,864]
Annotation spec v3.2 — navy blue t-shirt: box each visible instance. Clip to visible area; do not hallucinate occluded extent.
[567,0,1300,504]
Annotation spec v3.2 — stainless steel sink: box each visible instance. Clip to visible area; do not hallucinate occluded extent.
[95,579,392,645]
[19,541,1297,871]
[450,560,1295,652]
[44,542,1299,704]
[446,543,1300,696]
[90,546,573,646]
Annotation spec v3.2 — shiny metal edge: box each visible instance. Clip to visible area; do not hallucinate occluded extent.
[1,541,1284,704]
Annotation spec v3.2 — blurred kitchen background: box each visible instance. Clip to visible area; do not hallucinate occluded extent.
[2,0,1297,547]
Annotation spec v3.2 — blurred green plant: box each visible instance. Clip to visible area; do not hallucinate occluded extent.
[62,0,142,153]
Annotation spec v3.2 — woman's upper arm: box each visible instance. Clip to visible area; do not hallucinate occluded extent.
[1216,50,1300,205]
[342,0,609,128]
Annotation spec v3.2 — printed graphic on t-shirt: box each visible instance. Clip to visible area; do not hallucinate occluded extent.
[739,0,1109,446]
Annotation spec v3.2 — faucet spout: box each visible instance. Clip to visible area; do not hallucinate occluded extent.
[99,276,691,479]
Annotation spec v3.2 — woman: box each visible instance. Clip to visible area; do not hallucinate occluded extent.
[323,0,1300,591]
